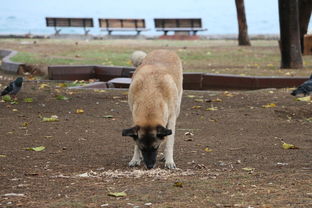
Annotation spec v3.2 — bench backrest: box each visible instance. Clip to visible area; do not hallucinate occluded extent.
[46,17,94,28]
[98,19,146,29]
[154,18,202,29]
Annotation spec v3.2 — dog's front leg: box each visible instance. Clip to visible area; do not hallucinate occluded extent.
[164,117,176,169]
[129,144,142,167]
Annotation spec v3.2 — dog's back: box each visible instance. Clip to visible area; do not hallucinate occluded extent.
[129,49,183,125]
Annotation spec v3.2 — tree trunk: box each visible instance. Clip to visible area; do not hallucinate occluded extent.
[278,0,303,69]
[298,0,312,53]
[235,0,251,46]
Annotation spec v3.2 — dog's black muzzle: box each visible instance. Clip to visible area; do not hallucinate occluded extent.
[141,148,157,169]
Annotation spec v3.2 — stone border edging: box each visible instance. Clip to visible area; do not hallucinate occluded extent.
[48,65,308,90]
[0,49,24,73]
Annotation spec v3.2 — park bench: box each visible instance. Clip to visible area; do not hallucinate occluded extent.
[154,18,207,35]
[98,18,148,35]
[45,17,94,35]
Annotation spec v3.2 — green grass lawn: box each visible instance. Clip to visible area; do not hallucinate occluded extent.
[2,39,312,76]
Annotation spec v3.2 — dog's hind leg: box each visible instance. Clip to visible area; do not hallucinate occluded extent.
[164,117,177,169]
[129,144,142,167]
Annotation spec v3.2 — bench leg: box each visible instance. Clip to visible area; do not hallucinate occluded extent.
[108,30,112,35]
[84,28,90,36]
[164,31,168,36]
[54,27,61,35]
[136,31,141,36]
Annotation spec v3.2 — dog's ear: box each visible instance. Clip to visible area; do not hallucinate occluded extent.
[156,125,172,138]
[122,126,139,137]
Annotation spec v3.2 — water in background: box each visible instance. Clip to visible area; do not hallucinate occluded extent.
[0,0,311,36]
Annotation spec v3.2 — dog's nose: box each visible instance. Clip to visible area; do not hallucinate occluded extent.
[146,163,154,169]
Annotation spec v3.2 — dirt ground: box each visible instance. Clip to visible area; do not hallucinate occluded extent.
[0,73,312,208]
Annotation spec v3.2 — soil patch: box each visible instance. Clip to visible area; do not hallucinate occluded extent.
[0,78,312,207]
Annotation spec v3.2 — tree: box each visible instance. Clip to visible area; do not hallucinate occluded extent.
[298,0,312,53]
[278,0,303,69]
[235,0,251,46]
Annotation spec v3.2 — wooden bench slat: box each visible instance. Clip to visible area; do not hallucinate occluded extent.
[154,18,206,35]
[98,18,147,35]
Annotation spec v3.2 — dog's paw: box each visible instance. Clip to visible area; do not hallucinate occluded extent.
[129,159,141,167]
[165,161,176,169]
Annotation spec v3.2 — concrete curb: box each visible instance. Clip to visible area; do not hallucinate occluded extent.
[48,65,308,90]
[0,49,24,74]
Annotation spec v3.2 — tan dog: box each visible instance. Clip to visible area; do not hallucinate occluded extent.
[122,49,183,169]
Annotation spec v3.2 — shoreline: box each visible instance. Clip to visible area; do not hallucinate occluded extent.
[0,33,280,40]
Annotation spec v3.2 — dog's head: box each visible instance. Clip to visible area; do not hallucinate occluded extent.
[122,125,172,169]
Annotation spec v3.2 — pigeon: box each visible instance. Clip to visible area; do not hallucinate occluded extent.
[1,77,23,98]
[291,74,312,96]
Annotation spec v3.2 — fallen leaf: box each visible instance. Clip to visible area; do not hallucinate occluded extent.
[223,91,234,97]
[204,147,213,152]
[187,95,196,98]
[184,132,194,136]
[296,96,311,102]
[103,115,113,118]
[206,107,218,111]
[12,109,18,112]
[57,83,67,88]
[22,122,29,127]
[76,109,84,114]
[42,115,59,122]
[39,83,49,89]
[23,98,33,103]
[0,154,7,158]
[173,182,183,188]
[242,167,255,172]
[212,98,222,102]
[282,142,299,150]
[262,103,276,108]
[192,105,202,109]
[25,146,46,152]
[2,95,13,102]
[107,192,127,197]
[56,95,69,100]
[94,89,106,93]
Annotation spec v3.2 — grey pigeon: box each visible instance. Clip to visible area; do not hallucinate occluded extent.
[291,74,312,96]
[1,77,23,97]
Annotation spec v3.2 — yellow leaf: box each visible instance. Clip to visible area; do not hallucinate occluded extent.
[39,83,49,89]
[76,109,84,114]
[282,142,298,150]
[242,167,255,172]
[108,192,127,197]
[42,115,59,122]
[295,96,311,102]
[192,105,202,109]
[204,147,213,152]
[262,103,276,108]
[212,98,222,102]
[22,122,29,127]
[57,83,67,88]
[187,95,196,98]
[0,155,6,158]
[94,89,106,93]
[173,182,183,188]
[12,109,18,112]
[206,107,218,111]
[223,91,234,97]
